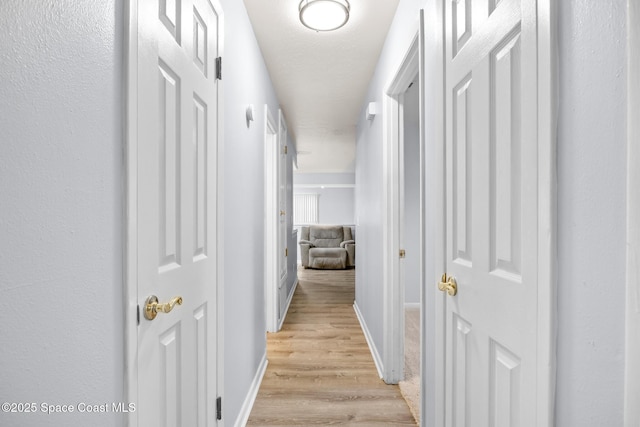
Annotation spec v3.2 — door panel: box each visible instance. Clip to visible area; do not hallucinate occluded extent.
[158,61,182,271]
[443,0,546,426]
[136,0,220,425]
[452,74,472,266]
[490,27,522,280]
[489,339,521,427]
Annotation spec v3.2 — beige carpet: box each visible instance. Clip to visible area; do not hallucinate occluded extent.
[399,307,420,424]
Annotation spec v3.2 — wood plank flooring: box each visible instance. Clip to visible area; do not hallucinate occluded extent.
[247,267,416,426]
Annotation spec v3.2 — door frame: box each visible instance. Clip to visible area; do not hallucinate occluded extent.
[123,1,225,424]
[431,0,557,424]
[264,105,280,333]
[625,0,640,424]
[277,109,289,330]
[421,4,446,425]
[382,26,423,385]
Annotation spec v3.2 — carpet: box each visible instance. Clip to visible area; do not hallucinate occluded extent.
[399,307,420,424]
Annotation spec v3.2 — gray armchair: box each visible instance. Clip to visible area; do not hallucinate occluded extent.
[299,225,355,269]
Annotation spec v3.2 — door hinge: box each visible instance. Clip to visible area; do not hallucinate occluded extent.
[285,247,288,257]
[284,145,288,154]
[399,249,406,258]
[216,396,222,420]
[216,57,222,80]
[137,305,140,325]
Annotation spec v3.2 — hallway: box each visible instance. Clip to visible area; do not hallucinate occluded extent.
[247,268,416,425]
[0,1,633,426]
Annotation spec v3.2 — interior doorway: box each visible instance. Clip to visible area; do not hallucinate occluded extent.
[125,0,224,424]
[382,22,425,424]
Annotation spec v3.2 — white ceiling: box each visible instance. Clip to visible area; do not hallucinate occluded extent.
[243,0,400,173]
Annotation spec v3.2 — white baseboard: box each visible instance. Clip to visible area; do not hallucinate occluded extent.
[353,302,384,379]
[278,278,299,330]
[234,353,268,427]
[404,302,420,310]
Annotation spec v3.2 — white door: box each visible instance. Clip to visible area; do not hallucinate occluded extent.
[277,110,288,316]
[136,0,221,425]
[442,0,552,425]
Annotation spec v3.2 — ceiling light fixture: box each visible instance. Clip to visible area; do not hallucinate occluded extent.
[299,0,350,32]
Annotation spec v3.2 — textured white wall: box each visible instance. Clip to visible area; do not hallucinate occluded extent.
[318,188,355,225]
[556,0,627,424]
[293,187,355,226]
[0,1,124,426]
[219,0,283,424]
[293,173,355,224]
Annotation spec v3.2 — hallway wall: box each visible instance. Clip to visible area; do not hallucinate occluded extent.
[0,1,125,426]
[220,0,288,425]
[294,172,356,226]
[556,0,627,424]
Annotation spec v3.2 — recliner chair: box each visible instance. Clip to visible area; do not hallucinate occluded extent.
[299,225,355,269]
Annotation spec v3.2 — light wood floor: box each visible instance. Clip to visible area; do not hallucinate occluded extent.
[247,267,416,426]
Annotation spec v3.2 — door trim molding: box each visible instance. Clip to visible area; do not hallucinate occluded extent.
[123,1,225,425]
[277,109,289,327]
[625,0,640,424]
[278,278,298,331]
[264,105,279,333]
[382,27,421,385]
[536,1,557,423]
[123,1,139,424]
[421,4,447,425]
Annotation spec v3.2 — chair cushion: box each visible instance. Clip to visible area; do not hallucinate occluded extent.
[309,247,347,269]
[309,225,344,248]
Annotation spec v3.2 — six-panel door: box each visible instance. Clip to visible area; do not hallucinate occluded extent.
[137,0,220,425]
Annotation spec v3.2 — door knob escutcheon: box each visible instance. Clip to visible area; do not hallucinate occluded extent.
[144,295,183,320]
[438,274,458,296]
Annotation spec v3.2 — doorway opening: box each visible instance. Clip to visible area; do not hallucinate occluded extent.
[382,26,424,423]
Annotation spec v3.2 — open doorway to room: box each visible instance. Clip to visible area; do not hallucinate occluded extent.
[382,26,424,425]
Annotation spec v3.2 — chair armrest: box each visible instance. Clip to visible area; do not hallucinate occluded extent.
[300,239,314,247]
[340,240,355,248]
[299,243,311,267]
[344,243,355,267]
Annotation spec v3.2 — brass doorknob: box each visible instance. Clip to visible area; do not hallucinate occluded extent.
[144,295,183,320]
[437,274,457,296]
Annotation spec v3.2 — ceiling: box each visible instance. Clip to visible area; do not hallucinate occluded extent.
[243,0,400,173]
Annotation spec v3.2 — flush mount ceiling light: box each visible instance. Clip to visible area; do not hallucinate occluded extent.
[299,0,350,32]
